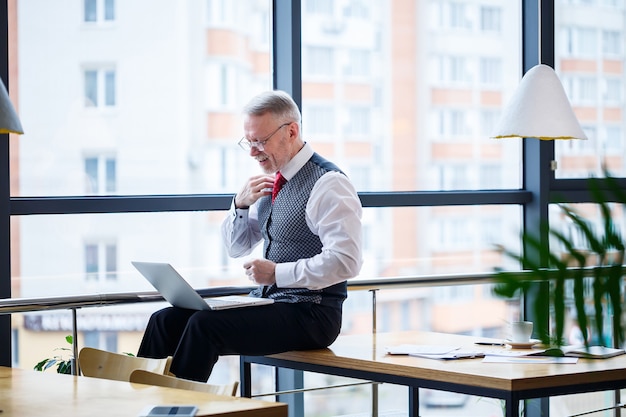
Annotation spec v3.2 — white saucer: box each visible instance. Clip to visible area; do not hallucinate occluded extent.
[506,339,541,349]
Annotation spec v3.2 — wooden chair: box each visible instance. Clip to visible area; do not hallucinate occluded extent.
[78,347,171,382]
[129,369,239,396]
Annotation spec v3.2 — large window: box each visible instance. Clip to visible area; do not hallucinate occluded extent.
[10,0,522,370]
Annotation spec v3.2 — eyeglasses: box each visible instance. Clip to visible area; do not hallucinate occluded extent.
[238,123,290,152]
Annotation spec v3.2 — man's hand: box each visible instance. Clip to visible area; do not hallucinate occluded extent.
[234,174,275,209]
[243,258,277,285]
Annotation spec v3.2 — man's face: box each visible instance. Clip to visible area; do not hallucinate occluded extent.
[242,113,292,174]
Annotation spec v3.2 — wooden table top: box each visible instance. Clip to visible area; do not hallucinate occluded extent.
[0,366,286,417]
[263,331,626,393]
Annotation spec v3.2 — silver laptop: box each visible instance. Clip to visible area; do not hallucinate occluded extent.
[132,261,273,311]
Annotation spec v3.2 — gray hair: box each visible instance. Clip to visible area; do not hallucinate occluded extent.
[243,90,302,128]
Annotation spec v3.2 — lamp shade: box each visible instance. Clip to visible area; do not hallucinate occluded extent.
[490,64,587,140]
[0,79,23,135]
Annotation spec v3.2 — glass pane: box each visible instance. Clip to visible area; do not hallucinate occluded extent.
[545,201,626,416]
[359,205,521,278]
[105,158,116,193]
[15,0,272,196]
[84,70,98,107]
[12,205,521,367]
[554,1,626,178]
[104,0,115,21]
[104,70,115,107]
[84,0,97,22]
[549,202,626,344]
[300,0,522,192]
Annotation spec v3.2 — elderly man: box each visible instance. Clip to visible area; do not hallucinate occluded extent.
[137,90,363,382]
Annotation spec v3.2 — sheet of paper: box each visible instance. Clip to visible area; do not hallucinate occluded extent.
[409,350,485,360]
[482,355,578,364]
[385,345,460,355]
[480,349,548,357]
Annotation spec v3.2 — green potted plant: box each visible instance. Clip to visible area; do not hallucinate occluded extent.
[34,335,74,374]
[493,171,625,348]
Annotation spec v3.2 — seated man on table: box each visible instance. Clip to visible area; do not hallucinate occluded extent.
[137,90,363,382]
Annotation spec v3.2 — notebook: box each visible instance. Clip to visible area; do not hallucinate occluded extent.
[132,261,274,311]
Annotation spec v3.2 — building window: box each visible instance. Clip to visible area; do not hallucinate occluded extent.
[304,106,335,135]
[345,49,370,77]
[449,56,469,83]
[479,57,501,86]
[205,0,236,26]
[481,216,502,245]
[563,75,597,105]
[435,109,469,139]
[577,77,597,103]
[11,329,18,367]
[480,6,501,33]
[432,216,472,249]
[305,46,334,77]
[343,0,369,19]
[437,55,471,85]
[84,0,115,23]
[84,68,116,108]
[84,331,118,351]
[602,30,621,56]
[436,164,470,190]
[348,165,370,190]
[449,110,467,137]
[400,301,411,330]
[480,165,501,189]
[206,63,235,108]
[603,77,621,103]
[433,285,474,301]
[563,27,597,57]
[480,109,499,137]
[85,241,117,281]
[84,155,116,194]
[345,106,370,136]
[306,0,333,15]
[559,125,597,157]
[449,1,471,30]
[604,126,622,152]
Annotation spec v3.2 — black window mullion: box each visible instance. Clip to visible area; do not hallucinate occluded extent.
[272,0,302,108]
[0,0,12,368]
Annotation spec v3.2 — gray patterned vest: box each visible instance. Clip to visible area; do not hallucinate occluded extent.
[249,153,348,309]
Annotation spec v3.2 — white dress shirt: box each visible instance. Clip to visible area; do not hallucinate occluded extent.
[221,143,363,290]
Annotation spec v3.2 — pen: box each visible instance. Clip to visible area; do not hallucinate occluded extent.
[474,341,505,346]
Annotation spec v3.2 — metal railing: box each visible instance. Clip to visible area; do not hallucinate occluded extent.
[0,271,500,315]
[2,267,616,367]
[0,271,501,371]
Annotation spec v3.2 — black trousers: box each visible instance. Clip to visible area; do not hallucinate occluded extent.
[137,301,342,382]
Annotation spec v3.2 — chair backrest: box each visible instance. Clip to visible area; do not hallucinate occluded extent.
[129,369,239,397]
[78,347,170,382]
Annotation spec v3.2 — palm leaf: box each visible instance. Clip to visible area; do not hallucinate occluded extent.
[493,171,625,348]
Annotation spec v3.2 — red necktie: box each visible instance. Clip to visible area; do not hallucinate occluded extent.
[272,172,287,203]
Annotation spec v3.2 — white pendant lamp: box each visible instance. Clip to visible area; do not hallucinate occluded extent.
[490,64,587,141]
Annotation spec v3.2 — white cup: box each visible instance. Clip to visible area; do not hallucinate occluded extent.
[510,321,533,343]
